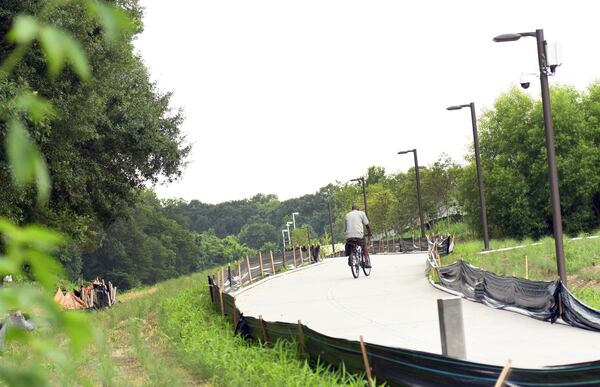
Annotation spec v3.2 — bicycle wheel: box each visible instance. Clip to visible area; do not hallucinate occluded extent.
[350,252,360,278]
[362,255,371,276]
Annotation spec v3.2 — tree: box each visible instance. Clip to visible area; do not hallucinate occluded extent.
[459,86,600,238]
[0,0,190,274]
[238,222,278,249]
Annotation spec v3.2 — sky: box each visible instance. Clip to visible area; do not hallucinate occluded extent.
[134,0,600,204]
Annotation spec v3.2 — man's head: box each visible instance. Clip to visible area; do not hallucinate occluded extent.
[352,203,359,211]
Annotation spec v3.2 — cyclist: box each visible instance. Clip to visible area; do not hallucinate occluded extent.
[344,203,372,268]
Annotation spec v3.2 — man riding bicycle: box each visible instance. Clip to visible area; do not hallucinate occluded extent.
[344,203,372,268]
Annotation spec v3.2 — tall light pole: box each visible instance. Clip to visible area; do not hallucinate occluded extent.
[493,29,567,285]
[292,212,299,229]
[350,177,368,217]
[327,200,335,254]
[286,221,293,244]
[447,102,490,250]
[282,229,288,251]
[398,149,426,240]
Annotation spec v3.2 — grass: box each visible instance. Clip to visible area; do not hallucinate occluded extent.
[2,270,367,386]
[159,283,366,387]
[442,230,600,307]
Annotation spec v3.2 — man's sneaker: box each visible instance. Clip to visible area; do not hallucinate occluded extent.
[347,257,352,266]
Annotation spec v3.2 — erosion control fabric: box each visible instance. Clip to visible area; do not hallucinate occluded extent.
[428,253,600,332]
[209,274,600,386]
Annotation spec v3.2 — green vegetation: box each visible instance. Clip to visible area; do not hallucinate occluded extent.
[443,231,600,306]
[4,271,366,386]
[160,276,365,387]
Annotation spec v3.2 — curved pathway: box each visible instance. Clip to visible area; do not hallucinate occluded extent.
[235,253,600,368]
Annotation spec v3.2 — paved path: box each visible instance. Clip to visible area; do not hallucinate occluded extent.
[235,253,600,368]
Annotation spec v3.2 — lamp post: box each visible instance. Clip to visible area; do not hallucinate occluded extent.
[327,201,335,254]
[493,29,567,285]
[292,212,299,229]
[447,102,490,250]
[286,222,293,244]
[398,149,426,240]
[282,229,287,251]
[350,177,368,217]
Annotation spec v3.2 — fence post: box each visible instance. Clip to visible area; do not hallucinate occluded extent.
[269,250,276,274]
[259,315,269,345]
[437,297,466,360]
[227,264,232,286]
[359,336,374,387]
[259,252,264,277]
[233,296,238,329]
[494,360,512,387]
[297,320,306,356]
[525,255,529,279]
[219,286,225,317]
[237,260,242,286]
[221,267,226,288]
[246,255,253,283]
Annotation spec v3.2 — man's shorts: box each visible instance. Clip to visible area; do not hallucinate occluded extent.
[345,237,365,256]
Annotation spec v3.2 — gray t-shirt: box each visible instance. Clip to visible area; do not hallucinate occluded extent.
[344,210,369,239]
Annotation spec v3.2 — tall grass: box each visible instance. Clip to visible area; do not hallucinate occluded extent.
[159,284,366,387]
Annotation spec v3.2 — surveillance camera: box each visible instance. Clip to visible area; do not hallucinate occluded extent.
[520,73,531,89]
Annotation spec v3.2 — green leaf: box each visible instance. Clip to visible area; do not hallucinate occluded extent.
[13,92,57,124]
[39,26,65,77]
[63,35,90,80]
[6,119,36,185]
[5,120,51,204]
[7,15,39,44]
[86,0,132,41]
[28,250,63,290]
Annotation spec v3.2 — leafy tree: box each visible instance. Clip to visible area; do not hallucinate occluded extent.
[238,222,278,249]
[460,86,600,238]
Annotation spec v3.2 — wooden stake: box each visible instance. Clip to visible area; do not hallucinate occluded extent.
[237,260,242,286]
[525,255,529,279]
[259,315,269,345]
[269,250,276,274]
[297,320,306,356]
[292,247,297,267]
[359,335,373,387]
[259,252,264,277]
[219,287,225,317]
[221,267,226,288]
[494,360,512,387]
[233,296,238,329]
[246,255,253,283]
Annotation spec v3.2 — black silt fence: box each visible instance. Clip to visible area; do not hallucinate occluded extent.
[208,279,600,386]
[428,251,600,332]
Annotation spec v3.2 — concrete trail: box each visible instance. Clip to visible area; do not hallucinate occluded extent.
[235,253,600,369]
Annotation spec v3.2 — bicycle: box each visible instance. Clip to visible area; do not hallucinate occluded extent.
[348,240,371,278]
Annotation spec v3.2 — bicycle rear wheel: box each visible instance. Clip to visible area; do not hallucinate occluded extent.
[362,256,371,276]
[350,252,360,278]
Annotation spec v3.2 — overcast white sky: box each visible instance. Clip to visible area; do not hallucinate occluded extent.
[135,0,600,204]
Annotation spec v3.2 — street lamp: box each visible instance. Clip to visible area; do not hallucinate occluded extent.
[282,229,288,251]
[493,29,567,285]
[398,149,426,240]
[286,221,293,244]
[447,102,490,251]
[349,177,368,217]
[292,212,299,229]
[327,200,335,254]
